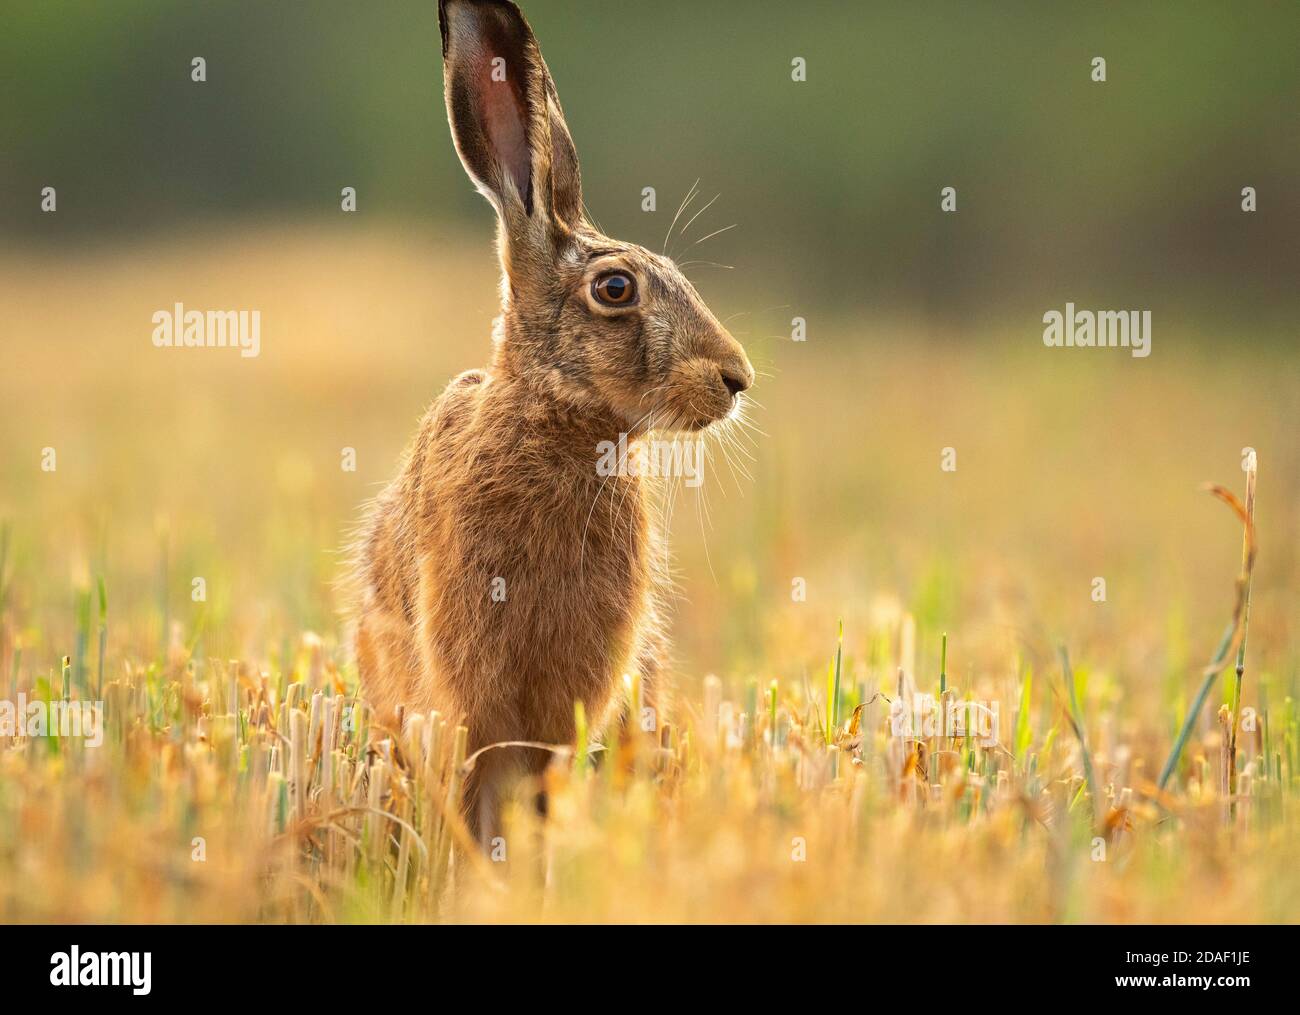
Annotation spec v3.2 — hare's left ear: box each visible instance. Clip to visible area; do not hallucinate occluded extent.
[439,0,583,234]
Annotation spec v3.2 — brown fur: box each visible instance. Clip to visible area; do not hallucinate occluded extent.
[352,0,752,839]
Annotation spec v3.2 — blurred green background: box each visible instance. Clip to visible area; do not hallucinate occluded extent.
[3,0,1298,328]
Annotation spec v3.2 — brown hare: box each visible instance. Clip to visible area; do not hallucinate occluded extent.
[353,0,753,841]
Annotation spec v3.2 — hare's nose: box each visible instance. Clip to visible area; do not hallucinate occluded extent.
[720,368,750,398]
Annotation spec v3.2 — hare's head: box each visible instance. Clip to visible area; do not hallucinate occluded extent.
[439,0,753,434]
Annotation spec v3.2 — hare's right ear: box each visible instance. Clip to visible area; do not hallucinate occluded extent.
[438,0,583,238]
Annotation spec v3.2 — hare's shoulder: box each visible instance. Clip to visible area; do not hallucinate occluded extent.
[424,368,490,437]
[448,367,489,389]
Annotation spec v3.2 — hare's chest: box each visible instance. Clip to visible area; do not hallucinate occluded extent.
[507,482,648,729]
[497,472,650,653]
[429,459,650,731]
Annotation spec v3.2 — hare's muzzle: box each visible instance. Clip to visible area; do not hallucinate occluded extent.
[711,329,755,402]
[668,332,754,430]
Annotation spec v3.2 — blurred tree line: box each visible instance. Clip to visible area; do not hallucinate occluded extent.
[3,0,1296,329]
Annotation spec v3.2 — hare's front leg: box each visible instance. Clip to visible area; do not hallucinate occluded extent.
[356,605,421,737]
[628,532,673,737]
[463,748,508,849]
[631,604,670,738]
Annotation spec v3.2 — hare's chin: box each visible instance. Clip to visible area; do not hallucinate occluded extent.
[643,416,710,436]
[682,408,735,433]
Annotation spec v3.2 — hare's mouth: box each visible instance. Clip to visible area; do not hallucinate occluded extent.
[695,399,745,431]
[653,363,748,433]
[652,398,734,434]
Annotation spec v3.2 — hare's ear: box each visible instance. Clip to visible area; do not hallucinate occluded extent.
[439,0,583,234]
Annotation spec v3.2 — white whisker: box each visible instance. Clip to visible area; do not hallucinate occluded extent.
[692,223,737,247]
[679,192,720,241]
[662,179,700,255]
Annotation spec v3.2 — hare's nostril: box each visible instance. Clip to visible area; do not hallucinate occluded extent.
[720,370,749,398]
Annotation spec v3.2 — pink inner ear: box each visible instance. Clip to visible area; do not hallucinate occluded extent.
[477,55,531,208]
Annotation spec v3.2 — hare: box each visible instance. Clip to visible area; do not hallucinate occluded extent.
[353,0,753,841]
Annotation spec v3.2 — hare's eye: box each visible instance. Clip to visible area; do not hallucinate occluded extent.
[592,273,637,307]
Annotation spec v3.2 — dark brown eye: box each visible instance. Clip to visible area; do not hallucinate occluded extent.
[592,272,637,306]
